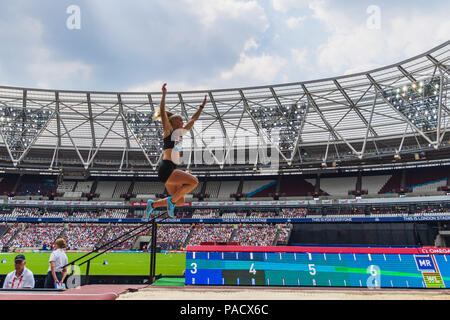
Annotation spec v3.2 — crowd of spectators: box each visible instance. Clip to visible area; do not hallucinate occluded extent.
[98,224,145,250]
[280,208,307,218]
[63,224,108,250]
[157,224,191,250]
[42,210,69,218]
[175,211,193,219]
[9,224,64,249]
[11,208,40,218]
[249,211,276,218]
[0,221,295,251]
[4,206,450,220]
[231,224,278,246]
[0,224,20,247]
[221,212,247,218]
[71,211,98,219]
[98,209,128,219]
[192,209,219,219]
[187,224,234,245]
[2,207,131,219]
[414,207,450,215]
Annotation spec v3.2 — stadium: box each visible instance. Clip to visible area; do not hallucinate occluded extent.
[0,38,449,301]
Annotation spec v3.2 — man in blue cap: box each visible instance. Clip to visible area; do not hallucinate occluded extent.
[2,254,35,289]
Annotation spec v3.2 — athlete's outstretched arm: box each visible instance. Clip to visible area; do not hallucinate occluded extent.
[160,83,172,135]
[184,95,206,131]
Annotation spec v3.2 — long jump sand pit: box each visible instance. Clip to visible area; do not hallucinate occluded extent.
[118,286,450,300]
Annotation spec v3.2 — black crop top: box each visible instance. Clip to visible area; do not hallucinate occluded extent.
[163,131,182,150]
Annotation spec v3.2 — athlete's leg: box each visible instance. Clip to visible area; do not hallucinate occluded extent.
[165,183,185,207]
[150,170,197,215]
[165,170,198,204]
[150,181,186,209]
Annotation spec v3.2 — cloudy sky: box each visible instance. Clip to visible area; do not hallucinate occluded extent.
[0,0,449,92]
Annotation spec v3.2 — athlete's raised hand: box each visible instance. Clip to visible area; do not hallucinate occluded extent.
[201,95,207,108]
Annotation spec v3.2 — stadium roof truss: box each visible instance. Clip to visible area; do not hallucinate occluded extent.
[0,41,449,175]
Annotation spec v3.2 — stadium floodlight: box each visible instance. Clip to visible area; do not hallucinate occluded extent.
[124,112,164,163]
[383,76,444,132]
[0,106,53,160]
[248,102,307,158]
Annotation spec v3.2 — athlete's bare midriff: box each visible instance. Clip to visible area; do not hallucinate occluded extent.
[163,149,180,163]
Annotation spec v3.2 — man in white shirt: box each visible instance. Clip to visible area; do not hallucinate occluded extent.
[2,254,35,289]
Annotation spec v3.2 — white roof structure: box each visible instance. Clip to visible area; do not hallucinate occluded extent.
[0,41,448,176]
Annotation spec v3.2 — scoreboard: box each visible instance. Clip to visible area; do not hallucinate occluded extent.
[185,246,450,289]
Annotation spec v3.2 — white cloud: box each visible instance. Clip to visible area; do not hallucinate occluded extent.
[244,38,259,52]
[29,47,92,89]
[87,0,270,89]
[129,51,288,91]
[272,0,309,13]
[310,1,450,75]
[0,13,93,89]
[127,80,206,93]
[183,0,268,29]
[291,48,309,69]
[220,52,287,84]
[286,16,307,29]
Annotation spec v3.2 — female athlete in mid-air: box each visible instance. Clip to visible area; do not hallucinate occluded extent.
[146,83,205,218]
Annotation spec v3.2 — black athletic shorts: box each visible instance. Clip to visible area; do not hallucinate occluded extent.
[158,160,177,183]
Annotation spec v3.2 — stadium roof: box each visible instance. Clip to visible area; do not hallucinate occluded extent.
[0,40,449,176]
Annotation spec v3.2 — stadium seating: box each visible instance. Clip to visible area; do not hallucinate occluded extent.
[74,181,94,193]
[63,191,83,198]
[222,212,247,218]
[0,225,9,239]
[379,172,402,194]
[231,224,279,246]
[57,181,76,193]
[112,181,132,198]
[16,176,57,196]
[242,180,275,197]
[133,181,165,197]
[190,181,203,195]
[413,180,447,193]
[0,224,20,247]
[42,210,69,218]
[318,177,357,196]
[217,181,239,198]
[279,208,307,218]
[187,224,234,246]
[9,224,64,249]
[98,209,128,219]
[204,181,221,198]
[275,224,292,244]
[362,175,391,195]
[249,211,277,218]
[98,224,147,250]
[63,224,108,250]
[157,224,191,250]
[192,209,219,219]
[0,175,17,194]
[95,181,117,198]
[278,177,315,197]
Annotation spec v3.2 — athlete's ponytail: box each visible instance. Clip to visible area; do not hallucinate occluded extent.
[153,108,175,121]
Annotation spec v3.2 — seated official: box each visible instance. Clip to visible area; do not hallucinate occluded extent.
[2,254,35,289]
